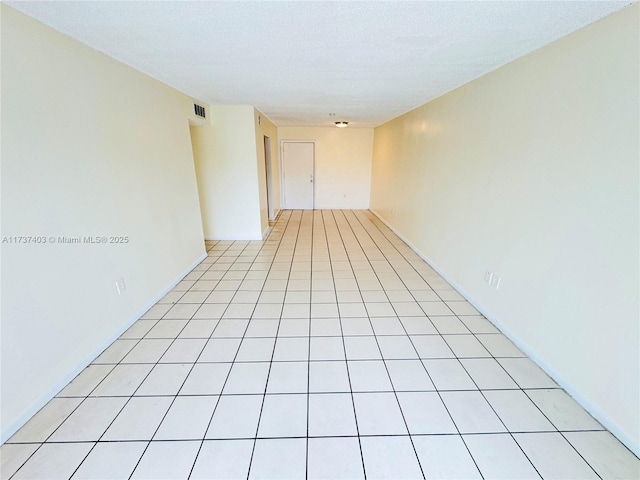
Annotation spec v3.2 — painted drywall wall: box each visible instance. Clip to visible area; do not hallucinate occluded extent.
[1,5,206,442]
[370,5,639,454]
[254,109,280,233]
[278,127,373,209]
[190,105,263,240]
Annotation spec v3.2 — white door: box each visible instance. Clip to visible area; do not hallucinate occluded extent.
[282,141,314,209]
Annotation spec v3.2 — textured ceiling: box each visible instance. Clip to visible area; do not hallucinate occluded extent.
[6,1,633,127]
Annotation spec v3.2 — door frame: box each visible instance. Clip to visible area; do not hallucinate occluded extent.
[280,140,315,210]
[263,136,275,221]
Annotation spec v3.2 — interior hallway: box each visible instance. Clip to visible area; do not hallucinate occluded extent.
[2,210,638,479]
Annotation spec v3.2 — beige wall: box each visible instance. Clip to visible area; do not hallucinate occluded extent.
[190,105,264,240]
[254,110,280,231]
[278,127,373,209]
[370,5,639,455]
[1,6,206,442]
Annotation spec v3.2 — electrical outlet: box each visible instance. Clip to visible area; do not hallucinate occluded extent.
[115,278,126,295]
[484,270,501,290]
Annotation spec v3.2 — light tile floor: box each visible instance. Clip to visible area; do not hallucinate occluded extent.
[2,210,639,479]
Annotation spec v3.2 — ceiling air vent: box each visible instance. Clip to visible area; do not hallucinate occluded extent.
[194,104,206,119]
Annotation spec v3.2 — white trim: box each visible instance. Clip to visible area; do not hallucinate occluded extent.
[0,252,207,445]
[262,226,272,240]
[204,233,263,241]
[369,209,639,457]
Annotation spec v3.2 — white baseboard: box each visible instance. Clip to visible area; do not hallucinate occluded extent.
[369,209,639,457]
[262,226,272,240]
[0,252,207,445]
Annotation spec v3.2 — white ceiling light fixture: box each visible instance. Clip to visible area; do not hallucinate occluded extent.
[335,121,349,128]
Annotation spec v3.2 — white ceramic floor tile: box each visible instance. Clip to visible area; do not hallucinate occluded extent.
[459,315,499,334]
[12,443,94,480]
[348,360,393,392]
[476,334,525,357]
[93,339,138,364]
[377,335,419,359]
[121,320,158,339]
[130,440,200,479]
[443,335,492,358]
[385,359,435,391]
[144,319,188,338]
[179,319,219,338]
[463,433,541,479]
[514,432,599,479]
[310,318,342,336]
[339,303,368,318]
[308,393,358,436]
[121,339,173,363]
[277,318,310,337]
[7,211,634,479]
[222,362,270,394]
[102,396,173,440]
[360,436,423,480]
[210,319,249,338]
[190,439,254,480]
[353,392,408,435]
[90,364,154,397]
[419,301,454,316]
[179,362,232,395]
[309,361,351,393]
[484,390,555,432]
[430,316,470,334]
[164,303,200,319]
[249,438,307,480]
[460,358,519,389]
[251,304,283,320]
[141,303,172,319]
[1,443,40,479]
[8,397,83,442]
[341,317,375,336]
[71,441,148,479]
[257,393,307,438]
[498,358,558,388]
[272,337,309,361]
[244,319,279,337]
[422,359,476,390]
[135,363,192,395]
[309,336,345,360]
[399,316,437,335]
[397,392,457,434]
[236,338,276,362]
[198,338,241,362]
[370,316,406,335]
[564,431,640,479]
[307,437,365,479]
[154,396,218,440]
[49,397,127,442]
[411,335,456,359]
[206,394,263,439]
[266,361,308,393]
[440,391,507,434]
[412,435,482,479]
[194,303,227,319]
[526,389,603,431]
[344,336,382,360]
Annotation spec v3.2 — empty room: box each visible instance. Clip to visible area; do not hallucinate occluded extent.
[1,1,638,479]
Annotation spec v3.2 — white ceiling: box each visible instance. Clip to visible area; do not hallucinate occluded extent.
[6,1,633,127]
